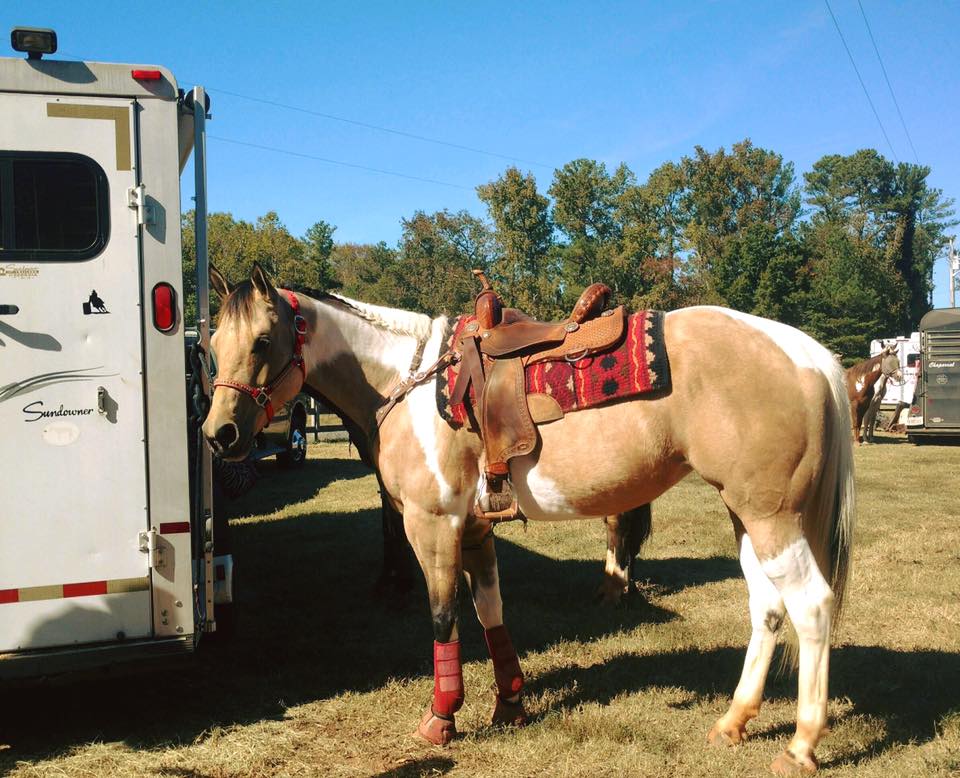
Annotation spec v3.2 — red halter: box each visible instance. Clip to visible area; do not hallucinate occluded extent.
[212,290,307,423]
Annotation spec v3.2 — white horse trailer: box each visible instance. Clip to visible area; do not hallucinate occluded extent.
[0,29,225,678]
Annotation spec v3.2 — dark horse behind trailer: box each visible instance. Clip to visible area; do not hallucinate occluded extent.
[908,308,960,443]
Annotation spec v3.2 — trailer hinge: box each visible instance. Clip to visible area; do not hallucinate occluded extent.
[138,528,164,570]
[127,184,156,226]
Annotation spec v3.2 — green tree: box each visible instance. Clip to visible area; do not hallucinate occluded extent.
[303,220,338,290]
[803,150,956,339]
[801,219,893,358]
[548,159,634,309]
[615,160,693,309]
[393,210,495,315]
[330,241,398,305]
[476,167,559,318]
[682,140,802,310]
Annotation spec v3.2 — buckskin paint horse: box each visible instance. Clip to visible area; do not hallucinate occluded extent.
[845,345,902,444]
[203,264,854,775]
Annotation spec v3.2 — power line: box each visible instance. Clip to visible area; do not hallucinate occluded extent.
[207,135,473,190]
[856,0,920,163]
[823,0,899,163]
[60,51,552,172]
[205,85,553,171]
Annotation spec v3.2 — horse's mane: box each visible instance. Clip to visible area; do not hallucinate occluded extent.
[286,285,435,340]
[218,281,434,340]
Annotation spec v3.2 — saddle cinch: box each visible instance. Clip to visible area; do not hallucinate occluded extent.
[451,270,626,521]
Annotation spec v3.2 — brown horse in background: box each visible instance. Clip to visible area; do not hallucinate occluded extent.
[845,345,902,444]
[204,264,854,774]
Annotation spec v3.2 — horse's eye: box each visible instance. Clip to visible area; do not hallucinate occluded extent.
[253,337,271,354]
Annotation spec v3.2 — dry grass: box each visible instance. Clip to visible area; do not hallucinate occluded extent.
[2,433,959,777]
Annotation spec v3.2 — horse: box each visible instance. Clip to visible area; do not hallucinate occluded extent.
[845,345,902,444]
[203,263,855,775]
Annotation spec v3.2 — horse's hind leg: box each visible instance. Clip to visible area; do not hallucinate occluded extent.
[709,515,785,746]
[462,525,527,727]
[374,492,415,599]
[761,533,834,774]
[598,504,653,606]
[404,505,465,745]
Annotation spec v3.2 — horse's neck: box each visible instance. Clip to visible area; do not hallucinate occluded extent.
[302,296,433,434]
[860,356,883,383]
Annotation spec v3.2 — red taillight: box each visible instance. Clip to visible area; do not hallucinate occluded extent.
[910,406,921,416]
[152,282,177,332]
[132,69,162,81]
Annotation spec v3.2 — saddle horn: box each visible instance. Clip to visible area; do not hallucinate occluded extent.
[473,269,503,329]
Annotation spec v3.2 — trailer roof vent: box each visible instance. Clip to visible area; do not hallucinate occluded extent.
[10,27,57,60]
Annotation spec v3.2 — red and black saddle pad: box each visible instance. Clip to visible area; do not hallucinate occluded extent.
[436,310,671,426]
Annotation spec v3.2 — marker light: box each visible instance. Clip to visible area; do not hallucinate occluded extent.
[132,69,162,81]
[10,27,57,59]
[152,282,177,332]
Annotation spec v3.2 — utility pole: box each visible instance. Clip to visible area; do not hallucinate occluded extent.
[950,236,959,308]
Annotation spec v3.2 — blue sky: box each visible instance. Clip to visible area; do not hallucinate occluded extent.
[8,1,959,310]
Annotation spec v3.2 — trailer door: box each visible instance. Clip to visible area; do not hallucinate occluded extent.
[923,327,960,429]
[0,94,153,651]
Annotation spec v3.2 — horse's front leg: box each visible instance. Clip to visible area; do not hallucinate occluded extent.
[404,504,465,745]
[462,523,527,728]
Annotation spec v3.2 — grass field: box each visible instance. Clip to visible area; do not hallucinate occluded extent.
[2,434,959,777]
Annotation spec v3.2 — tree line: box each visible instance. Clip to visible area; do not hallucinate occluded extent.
[182,138,956,361]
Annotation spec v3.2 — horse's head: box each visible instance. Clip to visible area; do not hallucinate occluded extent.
[881,344,902,383]
[202,262,306,460]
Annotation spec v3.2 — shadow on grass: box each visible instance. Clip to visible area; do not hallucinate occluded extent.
[2,504,952,772]
[0,503,711,766]
[370,756,455,777]
[220,456,371,519]
[523,643,960,768]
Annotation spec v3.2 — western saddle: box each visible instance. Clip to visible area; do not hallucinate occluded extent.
[451,270,626,521]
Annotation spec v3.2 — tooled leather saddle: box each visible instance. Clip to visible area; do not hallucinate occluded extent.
[451,270,626,521]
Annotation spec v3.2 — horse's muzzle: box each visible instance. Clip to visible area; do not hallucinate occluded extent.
[205,421,251,461]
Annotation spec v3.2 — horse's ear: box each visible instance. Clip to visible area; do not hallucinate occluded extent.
[250,261,277,299]
[209,264,232,299]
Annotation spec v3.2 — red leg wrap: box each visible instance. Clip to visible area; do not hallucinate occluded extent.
[432,640,464,717]
[484,625,524,699]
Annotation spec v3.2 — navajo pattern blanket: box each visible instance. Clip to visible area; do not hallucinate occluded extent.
[436,310,671,426]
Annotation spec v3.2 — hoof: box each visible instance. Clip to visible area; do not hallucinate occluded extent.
[770,749,818,775]
[707,720,747,747]
[491,695,528,727]
[416,708,457,745]
[595,581,627,607]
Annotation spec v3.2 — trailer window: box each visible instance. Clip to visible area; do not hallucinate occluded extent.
[0,152,109,261]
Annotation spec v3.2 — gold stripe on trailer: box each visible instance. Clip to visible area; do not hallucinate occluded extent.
[107,577,150,594]
[46,103,132,170]
[18,584,63,602]
[4,577,150,604]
